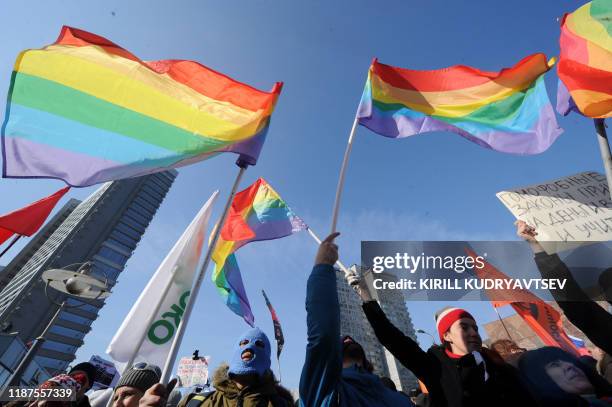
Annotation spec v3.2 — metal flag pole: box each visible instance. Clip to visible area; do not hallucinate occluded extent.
[594,119,612,200]
[330,115,359,234]
[494,306,514,341]
[160,162,248,384]
[276,356,282,383]
[0,235,22,258]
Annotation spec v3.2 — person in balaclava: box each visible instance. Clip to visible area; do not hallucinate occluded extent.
[140,327,293,407]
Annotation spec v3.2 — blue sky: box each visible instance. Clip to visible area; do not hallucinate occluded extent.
[0,0,600,391]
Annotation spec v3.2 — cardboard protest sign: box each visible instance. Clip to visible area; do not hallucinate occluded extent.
[176,356,210,387]
[497,171,611,254]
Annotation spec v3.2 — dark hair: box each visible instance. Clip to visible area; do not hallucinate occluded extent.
[69,362,97,389]
[341,337,374,373]
[518,347,612,406]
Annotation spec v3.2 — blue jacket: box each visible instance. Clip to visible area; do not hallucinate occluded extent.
[299,264,413,407]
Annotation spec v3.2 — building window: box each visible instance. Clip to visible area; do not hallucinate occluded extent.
[35,356,66,371]
[41,340,78,355]
[110,230,138,249]
[59,310,92,326]
[49,325,85,340]
[98,247,129,265]
[66,298,99,314]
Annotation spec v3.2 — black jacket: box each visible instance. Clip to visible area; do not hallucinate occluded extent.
[362,301,535,407]
[534,252,612,355]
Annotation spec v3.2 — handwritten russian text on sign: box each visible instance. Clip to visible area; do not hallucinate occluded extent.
[497,171,612,253]
[176,356,210,387]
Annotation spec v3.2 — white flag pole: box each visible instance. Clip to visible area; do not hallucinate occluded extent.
[330,114,359,234]
[306,227,352,276]
[594,119,612,200]
[160,164,247,383]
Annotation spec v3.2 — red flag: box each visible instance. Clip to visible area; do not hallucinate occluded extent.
[0,187,70,244]
[466,248,580,356]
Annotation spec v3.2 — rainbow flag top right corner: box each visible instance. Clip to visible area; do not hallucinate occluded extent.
[357,54,563,155]
[557,0,612,118]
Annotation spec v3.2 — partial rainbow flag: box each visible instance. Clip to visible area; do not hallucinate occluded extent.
[212,178,306,326]
[1,26,282,187]
[557,0,612,118]
[357,55,562,155]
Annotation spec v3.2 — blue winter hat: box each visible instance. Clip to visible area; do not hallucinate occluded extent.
[228,327,271,377]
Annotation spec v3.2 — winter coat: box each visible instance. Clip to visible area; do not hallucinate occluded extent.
[177,363,293,407]
[298,264,413,407]
[362,300,535,407]
[600,354,612,385]
[534,252,612,355]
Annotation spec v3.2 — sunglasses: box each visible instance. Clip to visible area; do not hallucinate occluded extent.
[132,362,162,379]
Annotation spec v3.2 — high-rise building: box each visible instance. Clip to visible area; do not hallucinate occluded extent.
[335,266,418,391]
[0,199,81,294]
[0,170,176,376]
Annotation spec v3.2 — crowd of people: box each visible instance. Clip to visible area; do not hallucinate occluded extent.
[6,222,612,407]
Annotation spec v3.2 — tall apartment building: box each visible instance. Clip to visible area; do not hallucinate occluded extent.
[335,266,418,391]
[0,170,176,376]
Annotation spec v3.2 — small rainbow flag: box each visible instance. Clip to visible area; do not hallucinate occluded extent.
[358,55,562,155]
[557,0,611,118]
[211,178,306,326]
[1,26,282,186]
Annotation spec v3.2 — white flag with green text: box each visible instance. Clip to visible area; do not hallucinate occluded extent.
[107,191,218,372]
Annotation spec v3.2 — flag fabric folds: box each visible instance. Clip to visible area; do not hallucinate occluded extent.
[107,191,218,371]
[2,26,282,187]
[557,0,612,118]
[0,186,70,245]
[262,289,285,359]
[211,178,307,326]
[357,55,562,155]
[466,248,580,356]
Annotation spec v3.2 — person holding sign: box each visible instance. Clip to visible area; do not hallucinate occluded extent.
[516,220,612,356]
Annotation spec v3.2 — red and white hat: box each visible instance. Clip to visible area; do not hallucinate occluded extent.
[435,307,475,343]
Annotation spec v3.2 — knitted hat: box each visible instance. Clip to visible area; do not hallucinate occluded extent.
[115,364,161,393]
[435,307,475,343]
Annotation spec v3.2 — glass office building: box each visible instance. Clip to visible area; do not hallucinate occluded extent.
[0,170,177,377]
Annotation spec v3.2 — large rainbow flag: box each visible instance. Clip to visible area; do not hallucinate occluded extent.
[211,178,306,326]
[1,26,282,186]
[358,54,562,155]
[557,0,612,118]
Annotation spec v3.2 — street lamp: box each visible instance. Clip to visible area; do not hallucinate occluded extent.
[416,329,437,346]
[0,262,110,391]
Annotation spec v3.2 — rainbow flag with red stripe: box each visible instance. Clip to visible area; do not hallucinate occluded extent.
[211,178,306,326]
[1,26,282,186]
[357,55,562,155]
[557,0,612,118]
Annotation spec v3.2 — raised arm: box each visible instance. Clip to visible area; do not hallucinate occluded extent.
[348,273,438,384]
[299,233,342,407]
[516,220,612,354]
